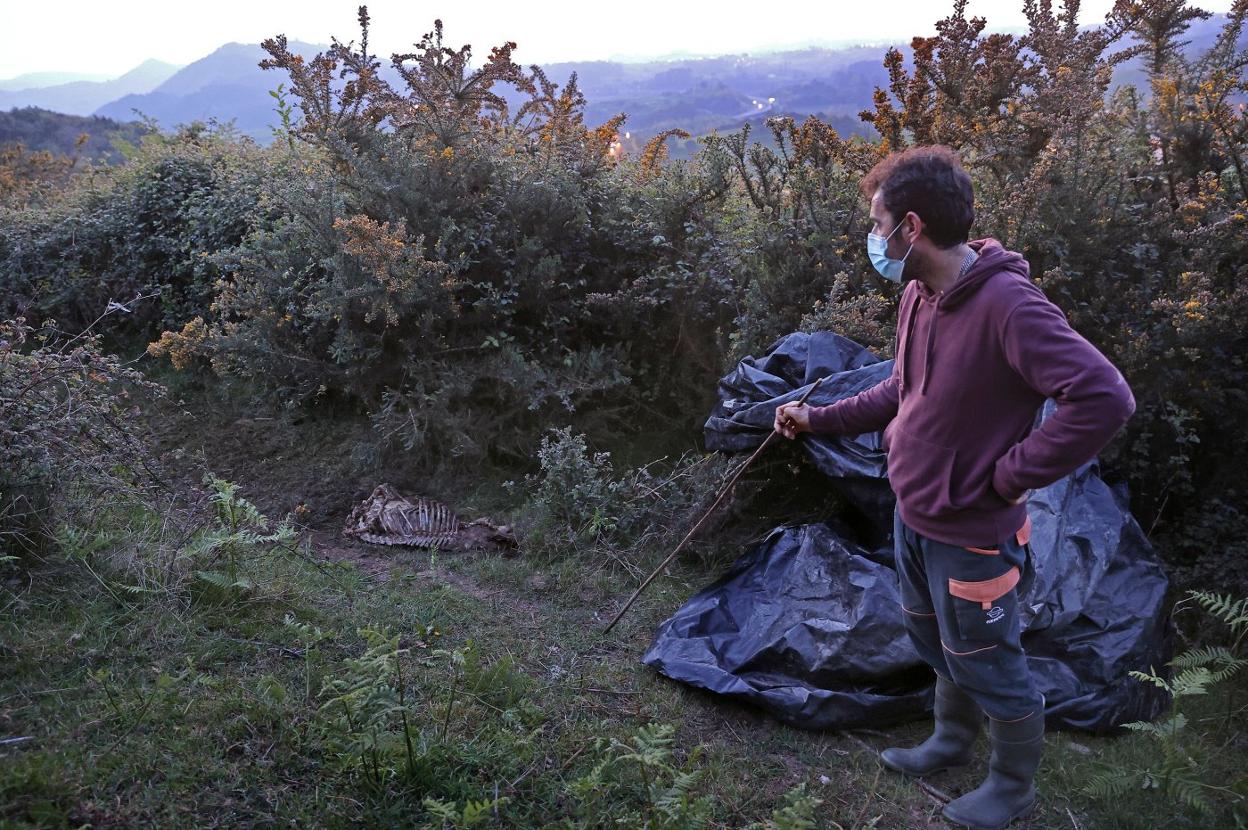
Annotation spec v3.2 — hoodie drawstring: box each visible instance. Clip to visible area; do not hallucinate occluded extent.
[900,290,922,395]
[920,295,940,395]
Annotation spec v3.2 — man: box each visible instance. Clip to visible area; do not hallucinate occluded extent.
[774,146,1135,830]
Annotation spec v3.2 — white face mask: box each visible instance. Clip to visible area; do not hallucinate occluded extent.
[866,219,914,283]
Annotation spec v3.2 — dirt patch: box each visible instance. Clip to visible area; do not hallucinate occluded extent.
[310,528,396,581]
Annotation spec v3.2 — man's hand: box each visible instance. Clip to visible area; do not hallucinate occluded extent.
[993,483,1029,505]
[774,402,813,439]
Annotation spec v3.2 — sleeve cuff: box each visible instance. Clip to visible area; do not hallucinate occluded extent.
[807,403,841,435]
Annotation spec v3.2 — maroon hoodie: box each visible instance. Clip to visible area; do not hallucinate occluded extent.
[808,238,1135,547]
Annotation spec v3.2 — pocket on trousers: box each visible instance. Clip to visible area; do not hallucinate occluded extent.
[948,566,1020,643]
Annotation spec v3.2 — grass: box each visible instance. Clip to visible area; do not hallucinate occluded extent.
[2,403,1247,828]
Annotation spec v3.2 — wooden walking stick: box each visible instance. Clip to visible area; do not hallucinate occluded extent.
[602,376,825,634]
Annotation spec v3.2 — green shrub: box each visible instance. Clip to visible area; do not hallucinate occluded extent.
[0,121,273,339]
[0,317,163,560]
[512,426,734,564]
[706,117,885,363]
[150,25,743,461]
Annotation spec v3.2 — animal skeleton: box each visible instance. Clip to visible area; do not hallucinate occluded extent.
[343,483,517,552]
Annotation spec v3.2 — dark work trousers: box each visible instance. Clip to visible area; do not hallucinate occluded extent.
[893,506,1044,722]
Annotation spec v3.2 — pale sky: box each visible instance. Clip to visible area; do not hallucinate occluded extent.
[0,0,1237,79]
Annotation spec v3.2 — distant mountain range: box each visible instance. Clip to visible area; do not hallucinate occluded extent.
[94,41,332,140]
[2,13,1244,159]
[3,40,895,155]
[532,46,892,155]
[0,71,115,91]
[0,60,181,116]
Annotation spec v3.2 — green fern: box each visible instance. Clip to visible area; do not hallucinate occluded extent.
[1123,712,1187,737]
[1189,591,1248,637]
[1171,666,1216,697]
[1172,645,1247,683]
[283,614,327,646]
[193,569,255,592]
[1083,770,1133,800]
[560,723,714,828]
[1085,590,1248,815]
[204,473,270,531]
[1171,778,1213,814]
[421,794,509,828]
[744,782,823,830]
[316,627,412,783]
[1172,644,1234,669]
[1128,667,1172,690]
[175,474,299,605]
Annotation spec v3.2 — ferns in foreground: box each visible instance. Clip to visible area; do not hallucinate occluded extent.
[559,722,821,829]
[560,722,713,829]
[744,782,823,830]
[1083,589,1248,814]
[1190,591,1248,643]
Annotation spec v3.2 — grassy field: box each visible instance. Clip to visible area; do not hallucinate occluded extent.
[2,391,1246,829]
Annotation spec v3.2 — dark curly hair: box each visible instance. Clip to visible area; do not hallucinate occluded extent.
[860,145,974,249]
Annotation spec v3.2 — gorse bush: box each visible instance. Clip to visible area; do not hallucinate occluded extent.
[149,14,750,462]
[0,138,84,210]
[707,116,886,362]
[157,11,899,461]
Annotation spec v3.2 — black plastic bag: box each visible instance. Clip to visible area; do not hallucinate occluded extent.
[641,520,935,729]
[642,332,1171,733]
[704,331,891,480]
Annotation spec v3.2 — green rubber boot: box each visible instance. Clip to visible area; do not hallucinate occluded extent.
[881,676,982,777]
[942,711,1044,830]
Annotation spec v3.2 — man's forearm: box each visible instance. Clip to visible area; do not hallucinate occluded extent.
[993,297,1137,500]
[991,376,1134,500]
[808,374,900,437]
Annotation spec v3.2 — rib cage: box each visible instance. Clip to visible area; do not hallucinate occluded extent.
[343,484,461,548]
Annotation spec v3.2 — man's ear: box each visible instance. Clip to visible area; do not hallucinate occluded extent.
[903,211,923,245]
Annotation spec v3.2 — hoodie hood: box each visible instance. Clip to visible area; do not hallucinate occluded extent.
[900,238,1031,395]
[913,238,1031,308]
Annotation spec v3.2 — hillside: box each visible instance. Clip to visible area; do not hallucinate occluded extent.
[0,107,152,162]
[94,41,329,142]
[3,3,1248,825]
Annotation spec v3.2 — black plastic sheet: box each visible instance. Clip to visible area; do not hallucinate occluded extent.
[642,332,1172,733]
